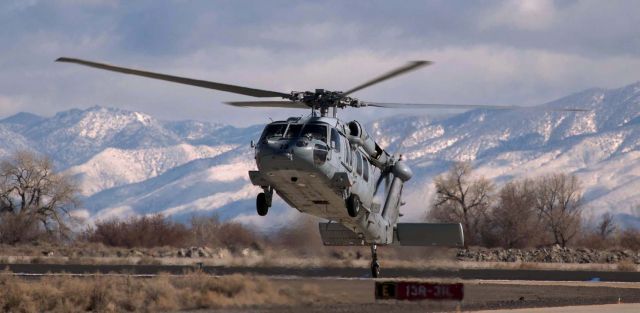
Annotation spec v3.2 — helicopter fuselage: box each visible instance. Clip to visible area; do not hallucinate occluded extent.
[249,115,410,244]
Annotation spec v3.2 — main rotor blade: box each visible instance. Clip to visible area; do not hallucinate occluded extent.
[56,57,291,98]
[342,61,432,96]
[225,101,309,109]
[364,102,588,112]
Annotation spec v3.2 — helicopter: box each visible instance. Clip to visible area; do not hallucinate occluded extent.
[56,57,585,277]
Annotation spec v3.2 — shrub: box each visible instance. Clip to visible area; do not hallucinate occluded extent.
[618,228,640,251]
[190,215,261,251]
[269,216,324,254]
[84,215,190,248]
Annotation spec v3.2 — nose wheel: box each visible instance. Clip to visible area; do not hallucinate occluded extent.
[256,186,273,216]
[370,244,380,278]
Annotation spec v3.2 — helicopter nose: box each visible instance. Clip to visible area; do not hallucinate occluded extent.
[256,140,315,170]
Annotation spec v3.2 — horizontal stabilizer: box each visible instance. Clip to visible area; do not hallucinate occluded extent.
[318,223,365,246]
[395,223,464,247]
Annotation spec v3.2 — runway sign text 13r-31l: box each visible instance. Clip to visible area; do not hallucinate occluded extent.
[375,281,464,301]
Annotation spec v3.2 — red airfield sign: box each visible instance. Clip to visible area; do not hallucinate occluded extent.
[375,281,464,301]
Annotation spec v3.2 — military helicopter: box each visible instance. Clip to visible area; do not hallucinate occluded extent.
[57,57,584,277]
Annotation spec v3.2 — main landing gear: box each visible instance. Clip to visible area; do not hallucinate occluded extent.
[256,186,273,216]
[370,244,380,278]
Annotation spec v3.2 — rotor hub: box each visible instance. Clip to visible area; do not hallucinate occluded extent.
[290,89,362,112]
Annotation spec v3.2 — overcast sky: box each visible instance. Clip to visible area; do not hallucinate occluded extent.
[1,0,639,126]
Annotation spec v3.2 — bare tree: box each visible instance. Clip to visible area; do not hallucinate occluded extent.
[533,173,583,247]
[0,151,78,243]
[596,212,617,241]
[428,162,494,246]
[489,179,542,248]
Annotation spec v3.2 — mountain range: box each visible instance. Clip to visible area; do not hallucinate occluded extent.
[1,82,639,229]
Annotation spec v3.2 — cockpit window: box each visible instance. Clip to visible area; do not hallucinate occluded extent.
[261,123,287,140]
[362,154,369,181]
[300,124,328,142]
[331,128,341,153]
[284,124,302,138]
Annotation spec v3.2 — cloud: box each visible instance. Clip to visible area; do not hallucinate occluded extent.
[0,95,25,117]
[479,0,557,31]
[1,1,640,125]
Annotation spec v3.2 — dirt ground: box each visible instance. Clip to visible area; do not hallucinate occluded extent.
[212,278,640,313]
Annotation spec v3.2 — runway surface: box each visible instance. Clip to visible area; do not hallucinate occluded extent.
[2,263,640,282]
[217,278,640,312]
[475,303,640,313]
[2,263,639,311]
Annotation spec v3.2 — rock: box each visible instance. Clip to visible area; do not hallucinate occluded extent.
[180,247,213,258]
[177,249,186,258]
[202,246,214,255]
[215,248,229,259]
[196,247,210,257]
[130,249,144,257]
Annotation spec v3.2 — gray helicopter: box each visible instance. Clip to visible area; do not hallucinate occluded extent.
[57,58,584,277]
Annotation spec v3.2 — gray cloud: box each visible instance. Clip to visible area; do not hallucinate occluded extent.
[1,0,640,125]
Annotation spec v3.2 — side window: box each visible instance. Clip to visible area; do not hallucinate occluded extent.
[313,144,328,165]
[343,138,347,161]
[362,155,369,181]
[352,148,356,167]
[344,139,351,165]
[331,128,341,153]
[356,151,363,175]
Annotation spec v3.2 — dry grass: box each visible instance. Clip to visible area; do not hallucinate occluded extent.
[617,259,639,272]
[0,271,322,312]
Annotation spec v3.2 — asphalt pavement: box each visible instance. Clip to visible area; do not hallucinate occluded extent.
[2,263,639,282]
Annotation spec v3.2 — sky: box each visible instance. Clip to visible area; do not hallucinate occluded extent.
[1,0,640,126]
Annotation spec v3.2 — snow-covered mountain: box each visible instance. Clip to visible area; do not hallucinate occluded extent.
[371,82,640,227]
[1,82,639,228]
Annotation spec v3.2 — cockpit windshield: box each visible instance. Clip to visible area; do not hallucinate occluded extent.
[301,124,328,142]
[284,124,302,138]
[261,123,287,140]
[261,123,328,142]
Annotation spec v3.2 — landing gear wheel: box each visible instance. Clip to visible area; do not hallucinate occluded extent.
[346,194,360,217]
[370,244,380,278]
[371,261,380,278]
[256,192,269,216]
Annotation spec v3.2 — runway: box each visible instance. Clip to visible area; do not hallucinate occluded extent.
[2,263,639,311]
[2,263,640,282]
[218,278,640,312]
